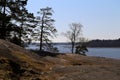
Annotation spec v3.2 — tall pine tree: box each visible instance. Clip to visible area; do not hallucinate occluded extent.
[33,7,57,51]
[0,0,36,47]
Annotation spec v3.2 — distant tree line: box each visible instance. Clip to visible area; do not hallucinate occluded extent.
[87,38,120,47]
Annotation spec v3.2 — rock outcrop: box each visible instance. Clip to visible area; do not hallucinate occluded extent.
[0,39,120,80]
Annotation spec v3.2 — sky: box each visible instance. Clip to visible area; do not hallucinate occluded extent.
[26,0,120,42]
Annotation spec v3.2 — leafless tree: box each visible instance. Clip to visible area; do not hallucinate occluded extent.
[63,23,83,53]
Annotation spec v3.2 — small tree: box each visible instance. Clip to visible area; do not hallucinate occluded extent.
[75,38,88,55]
[33,7,57,51]
[63,23,82,53]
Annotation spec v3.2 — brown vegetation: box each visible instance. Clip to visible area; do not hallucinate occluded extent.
[0,39,120,80]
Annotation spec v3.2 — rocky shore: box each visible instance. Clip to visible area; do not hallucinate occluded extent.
[0,39,120,80]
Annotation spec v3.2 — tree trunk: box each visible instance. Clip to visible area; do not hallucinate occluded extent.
[71,42,75,53]
[1,0,6,39]
[39,12,45,51]
[40,26,43,51]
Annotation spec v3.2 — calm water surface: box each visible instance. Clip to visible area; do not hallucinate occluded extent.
[86,48,120,59]
[54,44,120,59]
[27,44,120,59]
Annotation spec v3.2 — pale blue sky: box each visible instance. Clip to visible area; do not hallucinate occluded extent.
[26,0,120,42]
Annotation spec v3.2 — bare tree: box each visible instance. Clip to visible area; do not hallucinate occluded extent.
[63,23,82,53]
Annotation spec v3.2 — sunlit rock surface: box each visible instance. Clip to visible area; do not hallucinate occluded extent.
[0,39,120,80]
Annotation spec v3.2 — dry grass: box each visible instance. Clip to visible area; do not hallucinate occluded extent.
[0,39,120,80]
[39,54,120,80]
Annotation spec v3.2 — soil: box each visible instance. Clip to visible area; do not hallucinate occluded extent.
[0,39,120,80]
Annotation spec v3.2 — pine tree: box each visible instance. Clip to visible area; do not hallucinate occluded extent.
[33,7,57,51]
[0,0,36,47]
